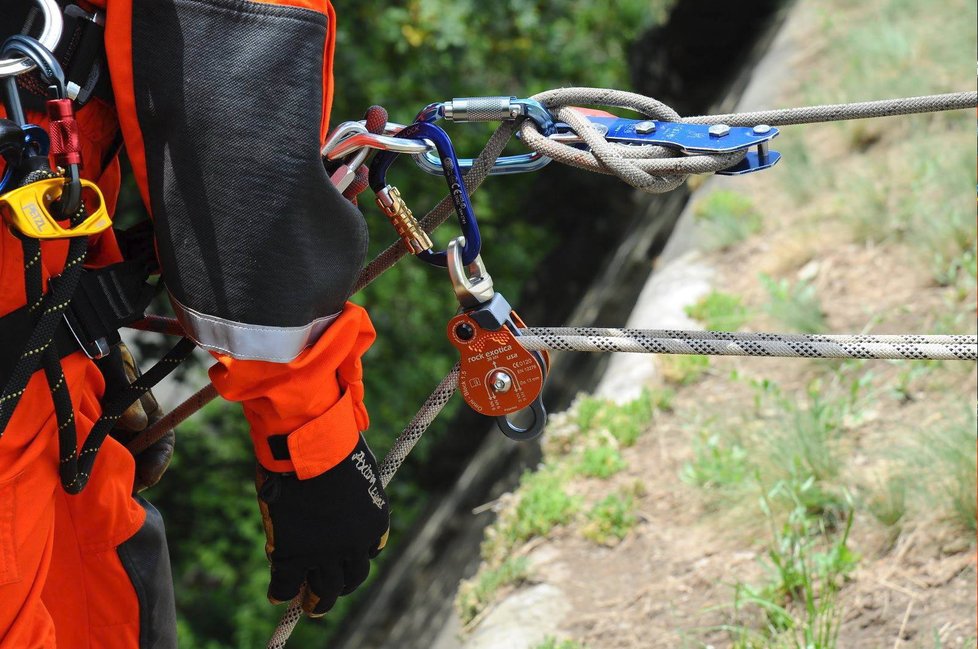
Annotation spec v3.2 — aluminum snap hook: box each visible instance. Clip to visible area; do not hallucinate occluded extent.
[411,96,555,177]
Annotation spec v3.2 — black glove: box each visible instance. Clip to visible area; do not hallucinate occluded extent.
[256,434,390,616]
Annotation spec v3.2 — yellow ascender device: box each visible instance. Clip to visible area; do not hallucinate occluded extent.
[0,178,110,239]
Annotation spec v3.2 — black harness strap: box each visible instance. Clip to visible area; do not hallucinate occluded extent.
[0,261,157,378]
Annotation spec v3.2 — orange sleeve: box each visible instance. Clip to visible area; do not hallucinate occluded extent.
[209,303,375,478]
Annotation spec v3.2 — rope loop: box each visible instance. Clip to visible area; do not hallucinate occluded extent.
[519,87,745,193]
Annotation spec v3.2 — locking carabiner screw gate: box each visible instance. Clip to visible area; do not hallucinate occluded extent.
[412,96,554,177]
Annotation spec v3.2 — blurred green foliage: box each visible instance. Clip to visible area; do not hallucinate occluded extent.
[143,1,674,646]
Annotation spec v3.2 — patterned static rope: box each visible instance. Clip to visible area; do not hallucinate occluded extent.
[516,328,977,361]
[259,85,978,646]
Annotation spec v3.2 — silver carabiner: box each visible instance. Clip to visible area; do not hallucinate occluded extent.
[323,121,434,193]
[0,0,63,79]
[326,131,432,160]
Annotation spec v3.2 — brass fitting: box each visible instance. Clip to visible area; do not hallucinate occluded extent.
[375,185,433,255]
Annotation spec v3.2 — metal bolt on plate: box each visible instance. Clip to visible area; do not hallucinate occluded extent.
[490,370,513,393]
[708,124,731,137]
[635,120,656,134]
[752,124,772,135]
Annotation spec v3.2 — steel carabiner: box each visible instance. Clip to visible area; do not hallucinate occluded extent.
[369,121,481,267]
[411,97,555,177]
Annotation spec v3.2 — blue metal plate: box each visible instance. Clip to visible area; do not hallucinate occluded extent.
[583,117,779,154]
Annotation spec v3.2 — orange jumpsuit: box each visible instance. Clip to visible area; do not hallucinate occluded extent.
[0,1,374,646]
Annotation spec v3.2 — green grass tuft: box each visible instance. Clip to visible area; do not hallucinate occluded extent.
[574,390,661,447]
[866,475,907,530]
[532,637,587,649]
[694,190,764,250]
[908,410,977,534]
[484,469,579,562]
[577,444,627,479]
[681,429,751,492]
[760,274,827,334]
[686,290,751,331]
[582,492,638,546]
[659,354,710,386]
[728,491,857,649]
[456,556,530,627]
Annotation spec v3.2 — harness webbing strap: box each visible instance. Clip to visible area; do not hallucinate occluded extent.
[0,261,155,377]
[0,301,81,376]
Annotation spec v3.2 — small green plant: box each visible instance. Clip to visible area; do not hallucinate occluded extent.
[659,354,710,386]
[575,395,604,432]
[758,488,857,608]
[456,556,530,626]
[577,444,627,479]
[760,274,827,334]
[685,375,859,528]
[694,190,764,250]
[905,149,977,288]
[511,470,580,542]
[757,380,856,524]
[581,492,637,546]
[481,469,580,564]
[866,474,907,529]
[686,290,751,331]
[907,409,977,534]
[648,387,676,412]
[573,391,659,447]
[728,489,857,649]
[532,637,587,649]
[888,360,935,403]
[681,429,751,491]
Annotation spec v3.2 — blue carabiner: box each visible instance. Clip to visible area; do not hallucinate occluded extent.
[369,121,481,267]
[0,123,50,194]
[411,97,555,178]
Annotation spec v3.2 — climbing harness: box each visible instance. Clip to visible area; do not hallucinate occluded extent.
[0,27,193,494]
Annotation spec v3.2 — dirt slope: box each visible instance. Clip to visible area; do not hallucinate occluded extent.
[453,1,977,648]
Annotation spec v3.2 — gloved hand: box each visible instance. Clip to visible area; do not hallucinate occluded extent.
[104,342,175,492]
[256,434,390,616]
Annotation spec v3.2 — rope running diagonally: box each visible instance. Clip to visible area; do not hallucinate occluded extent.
[160,87,971,649]
[266,366,461,649]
